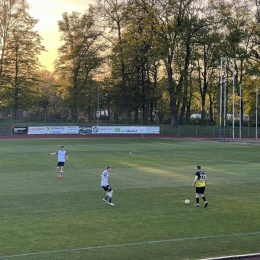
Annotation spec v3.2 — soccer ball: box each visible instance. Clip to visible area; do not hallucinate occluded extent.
[185,199,190,205]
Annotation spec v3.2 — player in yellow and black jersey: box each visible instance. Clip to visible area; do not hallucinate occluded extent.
[192,166,208,208]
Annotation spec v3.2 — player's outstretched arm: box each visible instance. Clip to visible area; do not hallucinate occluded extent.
[47,152,56,155]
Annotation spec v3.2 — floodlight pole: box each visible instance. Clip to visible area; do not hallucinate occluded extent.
[256,86,258,140]
[94,70,101,126]
[239,84,243,141]
[223,60,227,142]
[219,57,227,142]
[219,59,223,141]
[97,81,100,126]
[232,58,236,141]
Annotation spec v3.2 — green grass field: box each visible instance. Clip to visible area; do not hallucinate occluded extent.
[0,137,259,260]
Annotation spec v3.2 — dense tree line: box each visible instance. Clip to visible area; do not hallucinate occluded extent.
[1,0,260,126]
[0,0,45,118]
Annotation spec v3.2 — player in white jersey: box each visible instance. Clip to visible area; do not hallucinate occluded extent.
[101,166,115,206]
[48,146,68,178]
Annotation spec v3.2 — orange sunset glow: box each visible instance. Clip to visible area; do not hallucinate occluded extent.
[27,0,94,71]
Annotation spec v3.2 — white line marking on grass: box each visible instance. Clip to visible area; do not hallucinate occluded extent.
[0,231,259,259]
[77,145,127,151]
[199,252,260,260]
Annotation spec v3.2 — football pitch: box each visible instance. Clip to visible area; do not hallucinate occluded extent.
[0,137,259,260]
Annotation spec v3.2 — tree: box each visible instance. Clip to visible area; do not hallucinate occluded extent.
[152,0,210,126]
[215,0,258,126]
[37,70,59,118]
[0,0,28,80]
[96,0,131,121]
[2,16,44,107]
[0,1,45,117]
[110,0,161,124]
[55,9,106,121]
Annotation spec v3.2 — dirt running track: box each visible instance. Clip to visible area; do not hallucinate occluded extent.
[1,134,260,144]
[1,134,215,140]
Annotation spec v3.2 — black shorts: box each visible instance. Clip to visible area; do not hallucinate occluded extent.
[196,187,205,194]
[102,185,112,192]
[57,162,65,167]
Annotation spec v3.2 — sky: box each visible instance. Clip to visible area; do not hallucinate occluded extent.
[27,0,94,71]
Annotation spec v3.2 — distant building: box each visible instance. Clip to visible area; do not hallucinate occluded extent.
[190,114,201,119]
[226,114,249,122]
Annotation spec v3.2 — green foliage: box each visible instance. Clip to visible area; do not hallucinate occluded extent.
[55,11,106,112]
[0,0,45,108]
[94,0,260,126]
[3,0,260,128]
